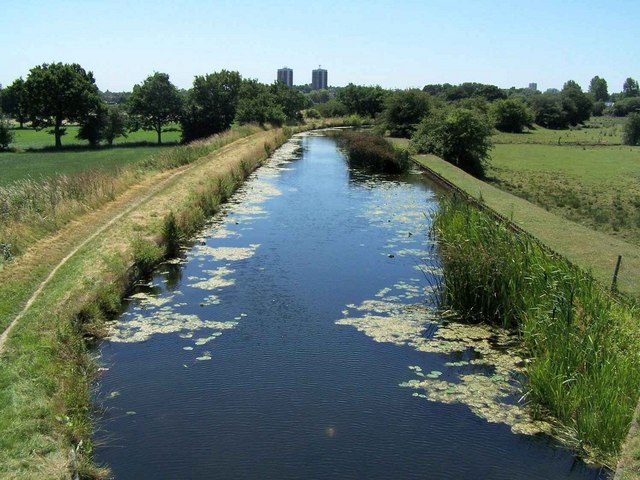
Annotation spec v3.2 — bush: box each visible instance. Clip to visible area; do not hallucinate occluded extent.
[0,116,14,150]
[491,98,533,133]
[623,112,640,146]
[411,107,492,177]
[335,131,409,173]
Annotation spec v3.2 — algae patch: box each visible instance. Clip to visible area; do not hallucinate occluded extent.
[337,294,550,437]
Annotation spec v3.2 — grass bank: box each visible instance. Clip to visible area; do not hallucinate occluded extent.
[0,125,264,267]
[0,126,293,479]
[433,196,640,465]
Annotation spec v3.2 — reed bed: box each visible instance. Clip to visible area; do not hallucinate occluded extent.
[432,195,640,464]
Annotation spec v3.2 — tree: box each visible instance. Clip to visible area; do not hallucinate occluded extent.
[77,103,128,146]
[24,62,101,148]
[491,98,533,133]
[270,81,307,123]
[77,102,107,147]
[102,105,128,146]
[180,70,241,142]
[623,77,639,98]
[337,84,387,117]
[316,99,347,117]
[411,107,493,177]
[589,76,609,102]
[1,78,29,128]
[623,113,640,145]
[561,80,592,126]
[128,72,183,145]
[611,97,640,117]
[0,115,14,150]
[379,89,431,137]
[235,79,285,126]
[532,92,567,129]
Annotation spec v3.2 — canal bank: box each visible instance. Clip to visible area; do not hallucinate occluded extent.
[0,127,295,479]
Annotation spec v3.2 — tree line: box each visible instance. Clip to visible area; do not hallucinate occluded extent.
[0,62,308,149]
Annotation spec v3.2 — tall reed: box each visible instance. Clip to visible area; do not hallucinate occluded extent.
[432,195,640,464]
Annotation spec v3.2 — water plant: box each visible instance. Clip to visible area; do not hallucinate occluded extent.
[432,194,640,465]
[332,131,409,173]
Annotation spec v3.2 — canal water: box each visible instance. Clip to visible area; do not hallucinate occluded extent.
[94,133,606,479]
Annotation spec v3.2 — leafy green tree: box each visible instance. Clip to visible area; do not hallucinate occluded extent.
[561,80,593,126]
[180,70,241,142]
[0,115,14,150]
[411,107,493,177]
[379,89,431,137]
[24,62,101,148]
[235,79,285,126]
[623,77,639,98]
[589,76,609,102]
[532,92,567,129]
[316,99,347,117]
[611,97,640,117]
[491,98,533,133]
[77,102,107,147]
[102,105,128,145]
[1,78,29,128]
[77,103,128,146]
[129,72,183,145]
[337,84,387,117]
[270,81,306,123]
[623,113,640,145]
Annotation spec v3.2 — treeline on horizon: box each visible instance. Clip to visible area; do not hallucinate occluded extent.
[1,62,640,153]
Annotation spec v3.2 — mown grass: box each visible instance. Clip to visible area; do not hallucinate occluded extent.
[0,127,293,479]
[0,147,161,186]
[9,124,182,150]
[433,195,640,465]
[488,143,640,246]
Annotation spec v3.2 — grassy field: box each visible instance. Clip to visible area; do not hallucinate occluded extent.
[9,124,181,150]
[488,144,640,245]
[493,117,625,145]
[0,146,164,185]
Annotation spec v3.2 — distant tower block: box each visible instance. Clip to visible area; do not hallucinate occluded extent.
[312,66,328,90]
[277,67,293,87]
[528,82,538,90]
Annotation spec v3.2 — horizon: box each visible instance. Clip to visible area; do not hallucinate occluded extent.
[2,0,639,94]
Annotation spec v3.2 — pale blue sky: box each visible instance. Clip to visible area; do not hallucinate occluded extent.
[2,0,638,93]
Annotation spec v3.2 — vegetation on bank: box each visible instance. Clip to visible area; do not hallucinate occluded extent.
[0,125,263,266]
[432,195,640,465]
[0,127,292,479]
[333,131,409,173]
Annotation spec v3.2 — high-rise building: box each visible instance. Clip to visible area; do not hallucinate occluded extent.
[312,66,328,90]
[277,67,293,87]
[528,82,538,91]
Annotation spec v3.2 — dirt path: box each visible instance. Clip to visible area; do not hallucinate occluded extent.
[0,131,275,354]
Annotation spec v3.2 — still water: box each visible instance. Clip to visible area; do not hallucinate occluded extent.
[94,133,606,479]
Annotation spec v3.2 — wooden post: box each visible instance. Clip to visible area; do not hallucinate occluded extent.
[611,255,622,291]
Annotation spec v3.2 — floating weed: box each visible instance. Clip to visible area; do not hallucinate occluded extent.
[192,244,260,262]
[128,292,175,308]
[195,351,212,361]
[194,333,222,346]
[108,308,237,343]
[182,347,194,351]
[200,294,222,306]
[107,391,120,399]
[445,361,470,367]
[126,411,136,416]
[190,266,236,290]
[426,370,443,379]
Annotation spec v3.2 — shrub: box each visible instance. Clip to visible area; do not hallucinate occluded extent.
[411,107,492,178]
[623,112,640,146]
[335,131,409,173]
[491,98,533,133]
[0,116,14,150]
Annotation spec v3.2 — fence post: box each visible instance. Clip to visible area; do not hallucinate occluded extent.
[611,255,622,291]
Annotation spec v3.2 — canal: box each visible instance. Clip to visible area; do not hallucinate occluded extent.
[94,132,606,479]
